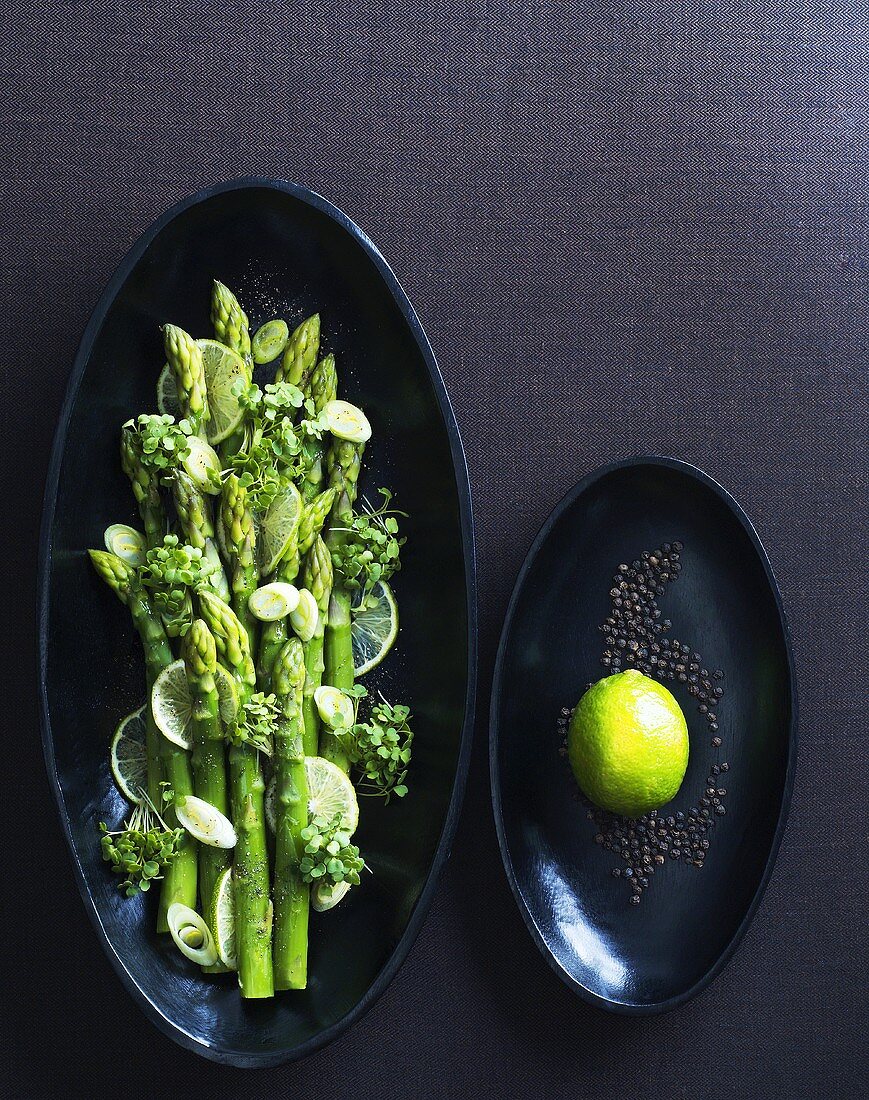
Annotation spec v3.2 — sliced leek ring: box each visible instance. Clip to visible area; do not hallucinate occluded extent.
[167,903,218,966]
[174,795,237,849]
[248,582,300,622]
[314,686,355,730]
[324,399,372,444]
[103,523,147,566]
[182,435,223,495]
[312,880,351,912]
[289,588,318,643]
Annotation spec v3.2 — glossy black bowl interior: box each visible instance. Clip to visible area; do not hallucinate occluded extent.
[39,179,475,1063]
[491,458,795,1012]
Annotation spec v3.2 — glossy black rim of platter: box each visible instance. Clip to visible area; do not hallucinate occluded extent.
[38,176,477,1064]
[489,455,798,1015]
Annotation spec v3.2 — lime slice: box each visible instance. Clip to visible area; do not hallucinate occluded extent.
[305,756,359,833]
[209,867,237,969]
[197,338,248,445]
[175,795,236,849]
[156,363,181,416]
[252,319,290,364]
[248,581,300,621]
[264,757,359,835]
[314,686,355,730]
[351,580,398,676]
[152,660,194,749]
[110,704,148,803]
[324,399,372,443]
[152,659,238,749]
[312,881,351,912]
[103,523,146,566]
[258,483,302,575]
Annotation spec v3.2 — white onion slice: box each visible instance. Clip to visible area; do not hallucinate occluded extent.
[312,881,351,912]
[103,523,147,565]
[175,795,237,849]
[182,435,222,495]
[248,582,300,621]
[314,686,355,731]
[289,588,318,643]
[324,399,372,444]
[167,903,218,966]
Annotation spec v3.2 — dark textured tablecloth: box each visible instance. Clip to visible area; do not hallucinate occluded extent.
[3,2,866,1097]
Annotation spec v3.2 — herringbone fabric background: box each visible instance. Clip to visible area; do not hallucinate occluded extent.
[2,2,866,1097]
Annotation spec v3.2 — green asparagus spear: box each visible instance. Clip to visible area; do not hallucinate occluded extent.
[271,639,310,990]
[276,314,320,391]
[198,590,273,999]
[173,470,231,602]
[309,353,338,416]
[326,438,364,529]
[256,488,334,688]
[211,280,251,362]
[182,621,232,931]
[322,439,364,770]
[301,536,333,757]
[89,551,162,803]
[89,550,198,928]
[298,487,337,559]
[300,354,338,501]
[163,324,209,439]
[219,474,260,651]
[211,281,253,463]
[120,421,165,549]
[161,329,218,544]
[254,481,305,687]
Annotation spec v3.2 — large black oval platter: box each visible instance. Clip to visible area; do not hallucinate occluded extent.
[39,179,476,1064]
[490,457,796,1013]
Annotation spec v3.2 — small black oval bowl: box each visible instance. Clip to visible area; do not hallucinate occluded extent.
[490,456,796,1013]
[38,178,476,1064]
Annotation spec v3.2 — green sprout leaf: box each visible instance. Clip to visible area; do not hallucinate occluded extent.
[228,381,319,510]
[127,413,192,482]
[138,534,217,636]
[335,696,413,802]
[230,691,280,754]
[299,813,365,888]
[330,488,407,599]
[98,785,184,897]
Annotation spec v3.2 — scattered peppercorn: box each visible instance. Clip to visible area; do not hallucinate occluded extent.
[557,541,730,905]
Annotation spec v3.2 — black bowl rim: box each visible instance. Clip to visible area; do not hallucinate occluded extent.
[489,455,798,1015]
[38,176,477,1065]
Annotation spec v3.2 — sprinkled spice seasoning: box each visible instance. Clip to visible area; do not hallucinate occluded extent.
[557,542,729,905]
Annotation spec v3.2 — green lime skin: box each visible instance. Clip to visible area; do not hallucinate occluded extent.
[567,670,689,818]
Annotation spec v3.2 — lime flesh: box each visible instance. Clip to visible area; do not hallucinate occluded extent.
[110,705,148,803]
[197,338,248,445]
[351,580,398,676]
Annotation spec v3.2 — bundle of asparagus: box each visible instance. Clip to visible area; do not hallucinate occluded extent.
[90,282,412,997]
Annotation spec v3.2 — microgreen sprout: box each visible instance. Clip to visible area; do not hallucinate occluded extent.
[139,535,217,636]
[299,813,365,889]
[229,380,315,509]
[335,690,413,801]
[124,413,192,483]
[331,488,407,602]
[99,784,184,898]
[231,691,281,754]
